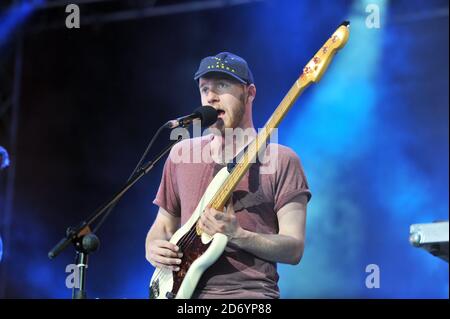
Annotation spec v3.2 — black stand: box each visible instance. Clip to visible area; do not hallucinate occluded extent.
[72,233,100,299]
[48,134,183,299]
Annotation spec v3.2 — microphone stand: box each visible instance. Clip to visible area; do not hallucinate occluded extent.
[48,133,183,299]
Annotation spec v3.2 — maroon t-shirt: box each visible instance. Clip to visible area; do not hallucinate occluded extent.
[153,134,311,298]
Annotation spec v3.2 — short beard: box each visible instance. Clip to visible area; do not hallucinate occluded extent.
[211,92,247,136]
[233,92,246,125]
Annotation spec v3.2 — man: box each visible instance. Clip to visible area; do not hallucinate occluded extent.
[145,52,311,298]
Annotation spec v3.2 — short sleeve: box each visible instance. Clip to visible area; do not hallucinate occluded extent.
[153,151,181,217]
[273,148,311,212]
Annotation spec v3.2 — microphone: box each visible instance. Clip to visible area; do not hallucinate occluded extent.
[165,105,218,129]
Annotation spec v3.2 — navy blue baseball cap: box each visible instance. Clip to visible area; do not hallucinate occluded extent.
[194,52,254,85]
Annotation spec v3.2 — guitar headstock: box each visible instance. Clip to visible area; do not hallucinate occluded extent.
[300,21,350,84]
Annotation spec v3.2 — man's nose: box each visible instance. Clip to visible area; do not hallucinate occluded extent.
[207,90,220,104]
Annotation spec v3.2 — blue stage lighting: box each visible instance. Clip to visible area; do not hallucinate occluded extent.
[0,0,44,48]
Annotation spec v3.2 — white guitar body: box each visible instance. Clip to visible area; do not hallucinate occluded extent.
[149,167,230,299]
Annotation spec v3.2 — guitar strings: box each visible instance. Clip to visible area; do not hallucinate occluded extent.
[151,196,235,288]
[150,220,201,286]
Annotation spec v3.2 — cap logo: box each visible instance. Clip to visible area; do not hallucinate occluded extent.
[206,59,236,72]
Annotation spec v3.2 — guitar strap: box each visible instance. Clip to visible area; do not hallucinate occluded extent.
[227,139,269,173]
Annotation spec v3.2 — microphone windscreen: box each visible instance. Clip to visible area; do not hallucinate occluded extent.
[194,105,218,127]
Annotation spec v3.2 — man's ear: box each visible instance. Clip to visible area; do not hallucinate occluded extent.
[247,84,256,102]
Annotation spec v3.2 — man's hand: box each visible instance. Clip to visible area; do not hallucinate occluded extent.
[198,201,243,240]
[145,209,182,271]
[146,239,183,271]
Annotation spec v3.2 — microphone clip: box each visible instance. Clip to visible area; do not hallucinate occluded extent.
[164,117,197,129]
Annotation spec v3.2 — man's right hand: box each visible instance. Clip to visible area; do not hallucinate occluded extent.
[146,239,183,271]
